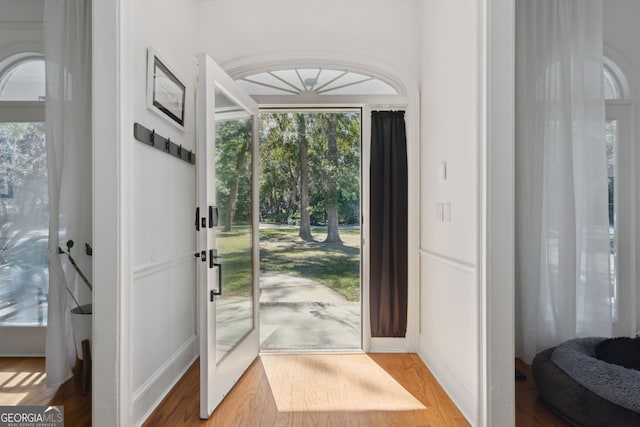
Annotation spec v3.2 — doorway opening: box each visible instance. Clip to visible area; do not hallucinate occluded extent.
[258,108,362,351]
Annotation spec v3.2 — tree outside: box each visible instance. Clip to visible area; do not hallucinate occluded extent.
[259,111,361,230]
[258,111,361,301]
[210,110,362,301]
[0,122,49,325]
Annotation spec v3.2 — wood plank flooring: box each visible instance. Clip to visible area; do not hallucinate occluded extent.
[0,357,91,427]
[515,358,571,427]
[144,353,470,427]
[0,355,572,426]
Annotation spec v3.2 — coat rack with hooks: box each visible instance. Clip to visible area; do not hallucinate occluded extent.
[133,122,195,165]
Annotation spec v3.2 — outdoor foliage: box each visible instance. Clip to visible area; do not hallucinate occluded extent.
[259,112,361,229]
[0,122,48,218]
[215,117,253,231]
[0,122,49,325]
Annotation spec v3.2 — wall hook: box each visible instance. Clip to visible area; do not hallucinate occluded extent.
[133,122,195,166]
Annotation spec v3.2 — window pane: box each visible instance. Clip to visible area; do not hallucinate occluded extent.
[237,68,399,96]
[605,119,617,321]
[0,122,48,325]
[0,60,46,101]
[603,68,619,100]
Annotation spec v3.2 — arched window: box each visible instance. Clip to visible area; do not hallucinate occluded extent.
[0,54,45,101]
[603,56,633,331]
[235,67,400,96]
[0,53,48,327]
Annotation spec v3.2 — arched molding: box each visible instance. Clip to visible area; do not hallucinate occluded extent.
[220,49,418,101]
[0,51,43,77]
[604,43,637,103]
[0,41,43,69]
[0,51,45,102]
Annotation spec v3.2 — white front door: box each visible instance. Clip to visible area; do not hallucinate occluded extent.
[196,53,259,419]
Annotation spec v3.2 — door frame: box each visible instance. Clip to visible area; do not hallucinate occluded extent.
[256,98,412,353]
[607,101,636,336]
[257,106,368,352]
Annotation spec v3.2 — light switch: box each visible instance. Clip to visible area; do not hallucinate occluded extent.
[444,202,451,222]
[436,203,444,221]
[438,161,447,183]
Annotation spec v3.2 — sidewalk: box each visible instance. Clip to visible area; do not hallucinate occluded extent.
[259,273,361,350]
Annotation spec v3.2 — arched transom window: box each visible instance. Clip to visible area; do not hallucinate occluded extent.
[604,57,630,101]
[235,67,399,96]
[0,54,45,101]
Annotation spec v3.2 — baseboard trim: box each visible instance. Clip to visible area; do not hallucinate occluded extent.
[368,337,410,353]
[133,335,198,426]
[417,337,477,425]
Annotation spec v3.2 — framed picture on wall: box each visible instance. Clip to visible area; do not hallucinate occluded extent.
[146,48,186,129]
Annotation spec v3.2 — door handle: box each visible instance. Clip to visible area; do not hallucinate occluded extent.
[211,261,222,299]
[210,249,222,298]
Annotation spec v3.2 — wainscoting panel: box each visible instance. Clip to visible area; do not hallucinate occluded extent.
[131,254,197,419]
[417,251,478,424]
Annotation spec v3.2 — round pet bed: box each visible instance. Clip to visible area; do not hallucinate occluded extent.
[532,337,640,427]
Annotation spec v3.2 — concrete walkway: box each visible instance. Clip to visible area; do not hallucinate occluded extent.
[259,273,361,350]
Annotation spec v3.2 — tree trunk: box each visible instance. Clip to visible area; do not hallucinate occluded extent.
[224,136,249,232]
[324,115,342,243]
[297,114,313,241]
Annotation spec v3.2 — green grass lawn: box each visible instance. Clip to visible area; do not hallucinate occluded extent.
[216,226,361,302]
[216,229,253,298]
[259,227,361,302]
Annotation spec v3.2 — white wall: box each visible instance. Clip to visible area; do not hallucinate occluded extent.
[118,0,200,424]
[0,0,43,24]
[418,1,481,424]
[195,0,421,84]
[603,0,640,334]
[0,16,42,60]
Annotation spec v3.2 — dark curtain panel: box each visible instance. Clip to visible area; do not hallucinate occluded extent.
[370,111,408,337]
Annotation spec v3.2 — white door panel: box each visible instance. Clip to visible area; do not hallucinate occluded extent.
[196,53,259,419]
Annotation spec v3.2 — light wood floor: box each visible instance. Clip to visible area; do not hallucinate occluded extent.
[144,353,470,427]
[0,355,571,426]
[515,358,571,427]
[0,357,91,426]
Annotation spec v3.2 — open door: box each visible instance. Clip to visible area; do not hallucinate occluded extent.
[196,53,259,419]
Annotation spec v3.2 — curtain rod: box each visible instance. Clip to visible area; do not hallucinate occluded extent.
[369,104,407,111]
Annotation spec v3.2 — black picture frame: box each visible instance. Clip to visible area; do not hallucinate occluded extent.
[147,48,186,129]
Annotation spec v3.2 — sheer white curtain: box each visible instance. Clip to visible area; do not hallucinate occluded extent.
[516,0,611,364]
[44,0,92,386]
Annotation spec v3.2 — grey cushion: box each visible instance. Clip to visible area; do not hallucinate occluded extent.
[551,338,640,412]
[532,339,640,427]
